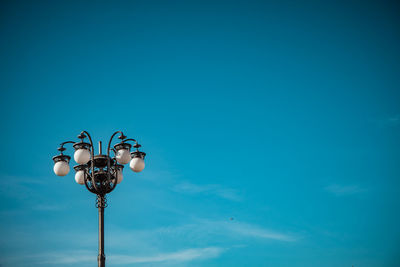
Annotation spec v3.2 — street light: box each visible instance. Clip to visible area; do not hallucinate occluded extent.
[52,130,146,267]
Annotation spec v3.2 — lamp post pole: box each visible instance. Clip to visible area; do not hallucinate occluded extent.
[52,131,146,267]
[98,195,105,267]
[96,141,105,267]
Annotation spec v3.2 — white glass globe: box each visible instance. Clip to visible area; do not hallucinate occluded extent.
[130,157,145,172]
[75,170,85,185]
[54,161,70,176]
[116,170,123,184]
[116,149,131,164]
[74,148,91,164]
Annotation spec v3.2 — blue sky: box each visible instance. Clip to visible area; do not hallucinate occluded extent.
[0,0,400,266]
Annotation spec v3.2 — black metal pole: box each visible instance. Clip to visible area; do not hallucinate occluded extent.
[98,195,106,267]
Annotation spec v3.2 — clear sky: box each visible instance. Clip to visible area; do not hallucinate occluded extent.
[0,0,399,266]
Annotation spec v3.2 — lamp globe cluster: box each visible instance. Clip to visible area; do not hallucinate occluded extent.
[52,131,146,190]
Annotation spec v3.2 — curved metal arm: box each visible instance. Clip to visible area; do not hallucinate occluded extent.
[83,168,96,194]
[106,131,125,190]
[81,131,101,194]
[107,168,118,194]
[123,138,142,152]
[60,141,76,147]
[107,131,125,158]
[122,138,137,144]
[58,141,75,154]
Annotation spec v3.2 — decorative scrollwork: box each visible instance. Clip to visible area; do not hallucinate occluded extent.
[53,130,146,208]
[96,195,108,208]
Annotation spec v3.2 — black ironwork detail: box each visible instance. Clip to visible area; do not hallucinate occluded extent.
[96,195,108,208]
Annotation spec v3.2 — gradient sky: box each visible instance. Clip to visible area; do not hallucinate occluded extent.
[0,0,400,266]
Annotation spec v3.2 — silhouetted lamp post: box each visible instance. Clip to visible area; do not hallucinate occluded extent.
[52,131,146,267]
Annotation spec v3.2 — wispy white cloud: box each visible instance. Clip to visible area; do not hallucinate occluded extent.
[37,250,94,264]
[173,182,211,194]
[0,174,47,201]
[0,250,95,266]
[136,219,297,243]
[214,188,242,201]
[371,114,400,127]
[0,218,296,266]
[138,169,181,184]
[33,204,64,211]
[386,114,400,126]
[225,221,297,241]
[4,247,225,266]
[325,184,366,196]
[110,247,225,264]
[197,220,297,242]
[172,182,242,201]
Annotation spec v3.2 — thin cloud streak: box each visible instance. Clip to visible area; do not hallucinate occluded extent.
[110,247,225,264]
[0,175,45,200]
[173,182,242,201]
[325,184,367,196]
[227,222,297,242]
[6,248,225,266]
[148,220,297,243]
[0,250,95,266]
[385,114,400,126]
[0,219,295,266]
[33,204,65,211]
[371,114,400,128]
[198,220,298,242]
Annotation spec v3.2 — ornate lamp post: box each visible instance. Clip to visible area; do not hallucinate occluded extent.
[52,131,146,267]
